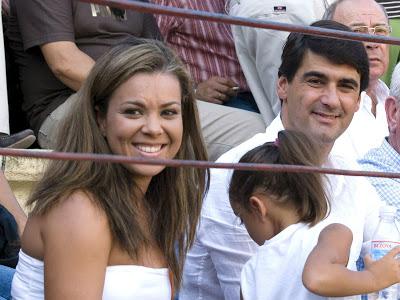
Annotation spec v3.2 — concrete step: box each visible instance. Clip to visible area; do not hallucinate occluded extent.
[1,151,48,212]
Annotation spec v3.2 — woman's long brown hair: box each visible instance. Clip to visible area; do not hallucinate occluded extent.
[27,40,209,288]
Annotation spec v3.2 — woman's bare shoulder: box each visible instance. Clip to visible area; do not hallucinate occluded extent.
[41,190,112,248]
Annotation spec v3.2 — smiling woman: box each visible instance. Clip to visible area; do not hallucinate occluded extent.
[11,40,209,300]
[98,72,184,184]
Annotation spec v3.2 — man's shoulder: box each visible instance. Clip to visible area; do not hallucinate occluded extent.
[13,0,75,50]
[216,115,282,163]
[216,132,269,164]
[359,147,385,170]
[359,139,398,172]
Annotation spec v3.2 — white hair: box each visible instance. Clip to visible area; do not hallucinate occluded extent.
[390,63,400,101]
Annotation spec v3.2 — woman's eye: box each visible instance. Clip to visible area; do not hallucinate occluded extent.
[162,109,178,116]
[124,109,141,116]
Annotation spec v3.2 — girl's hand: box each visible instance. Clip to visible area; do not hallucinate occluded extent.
[364,246,400,291]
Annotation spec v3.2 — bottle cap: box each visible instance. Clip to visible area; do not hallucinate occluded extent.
[379,205,398,217]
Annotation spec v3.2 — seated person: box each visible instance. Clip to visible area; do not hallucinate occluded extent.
[8,0,161,149]
[230,130,397,299]
[9,0,265,160]
[359,62,400,210]
[179,21,382,300]
[11,41,209,299]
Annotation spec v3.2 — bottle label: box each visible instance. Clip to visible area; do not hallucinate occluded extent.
[370,241,400,300]
[371,240,400,260]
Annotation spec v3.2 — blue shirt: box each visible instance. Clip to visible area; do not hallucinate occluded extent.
[358,138,400,209]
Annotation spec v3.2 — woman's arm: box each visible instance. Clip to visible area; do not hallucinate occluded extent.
[41,191,112,299]
[0,171,26,236]
[303,223,400,297]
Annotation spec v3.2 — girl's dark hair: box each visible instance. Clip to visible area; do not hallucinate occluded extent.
[229,130,329,226]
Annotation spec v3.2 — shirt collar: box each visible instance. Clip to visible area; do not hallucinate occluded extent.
[360,80,389,109]
[382,137,400,166]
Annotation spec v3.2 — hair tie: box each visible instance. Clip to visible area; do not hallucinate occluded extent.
[274,137,280,147]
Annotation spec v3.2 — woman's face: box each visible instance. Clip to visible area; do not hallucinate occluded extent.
[98,72,183,188]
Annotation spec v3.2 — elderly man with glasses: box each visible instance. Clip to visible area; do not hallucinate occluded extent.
[324,0,393,160]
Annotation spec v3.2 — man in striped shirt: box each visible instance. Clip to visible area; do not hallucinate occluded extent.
[154,1,248,106]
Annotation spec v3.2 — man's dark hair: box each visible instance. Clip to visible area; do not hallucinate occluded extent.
[278,20,369,93]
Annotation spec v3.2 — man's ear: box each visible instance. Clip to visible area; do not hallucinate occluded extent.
[277,76,289,103]
[95,106,107,137]
[354,94,361,112]
[385,96,399,133]
[249,195,268,221]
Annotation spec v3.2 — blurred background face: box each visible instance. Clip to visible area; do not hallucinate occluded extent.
[332,0,389,84]
[98,72,183,189]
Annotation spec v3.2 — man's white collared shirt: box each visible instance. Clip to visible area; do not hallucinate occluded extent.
[180,116,382,300]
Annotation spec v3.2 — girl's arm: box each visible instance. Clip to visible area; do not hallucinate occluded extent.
[302,223,400,297]
[42,191,112,299]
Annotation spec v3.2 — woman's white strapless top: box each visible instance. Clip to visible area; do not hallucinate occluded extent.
[11,250,171,299]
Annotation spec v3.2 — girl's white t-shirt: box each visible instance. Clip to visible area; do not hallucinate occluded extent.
[241,221,360,300]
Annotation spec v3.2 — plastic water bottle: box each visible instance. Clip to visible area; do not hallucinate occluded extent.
[370,206,400,300]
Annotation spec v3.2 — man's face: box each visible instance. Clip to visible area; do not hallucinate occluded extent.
[332,0,389,83]
[279,51,361,148]
[386,96,400,153]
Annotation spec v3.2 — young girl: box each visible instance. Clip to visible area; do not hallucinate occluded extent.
[229,130,400,300]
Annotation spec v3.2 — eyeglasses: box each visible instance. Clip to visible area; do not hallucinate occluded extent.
[351,25,392,36]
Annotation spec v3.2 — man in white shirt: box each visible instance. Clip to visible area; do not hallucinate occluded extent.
[326,0,391,160]
[180,20,382,300]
